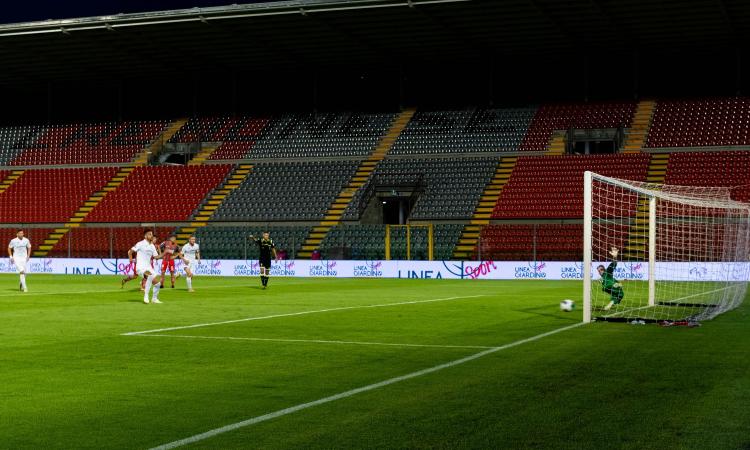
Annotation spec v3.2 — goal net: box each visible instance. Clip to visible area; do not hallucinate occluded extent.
[583,171,750,323]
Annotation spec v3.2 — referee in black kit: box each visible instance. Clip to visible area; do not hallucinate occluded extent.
[249,232,277,289]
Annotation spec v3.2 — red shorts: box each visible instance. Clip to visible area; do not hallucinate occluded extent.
[161,259,176,273]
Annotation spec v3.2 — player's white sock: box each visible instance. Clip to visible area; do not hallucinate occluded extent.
[604,301,614,311]
[186,277,192,289]
[20,274,27,290]
[152,283,161,301]
[144,274,154,294]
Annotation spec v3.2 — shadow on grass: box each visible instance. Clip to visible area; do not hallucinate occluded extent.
[516,305,579,321]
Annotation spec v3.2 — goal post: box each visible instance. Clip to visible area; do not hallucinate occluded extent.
[385,224,434,261]
[583,171,750,324]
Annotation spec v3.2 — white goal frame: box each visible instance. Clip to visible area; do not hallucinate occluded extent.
[583,170,750,324]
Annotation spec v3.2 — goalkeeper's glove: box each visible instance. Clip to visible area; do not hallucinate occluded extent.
[610,247,619,259]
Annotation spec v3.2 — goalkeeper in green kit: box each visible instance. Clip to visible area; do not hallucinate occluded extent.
[597,246,624,311]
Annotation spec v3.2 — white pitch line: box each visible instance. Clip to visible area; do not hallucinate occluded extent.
[148,321,585,450]
[0,287,123,298]
[135,334,495,350]
[665,284,739,303]
[0,280,310,298]
[122,294,489,336]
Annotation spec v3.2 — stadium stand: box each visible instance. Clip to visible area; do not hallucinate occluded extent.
[491,153,651,218]
[0,167,117,222]
[664,151,750,202]
[520,102,636,151]
[646,98,750,148]
[193,226,311,260]
[9,121,169,166]
[476,224,584,261]
[2,102,750,261]
[84,165,232,223]
[211,160,360,221]
[319,224,463,260]
[343,157,497,220]
[49,227,149,258]
[246,112,396,158]
[168,116,271,160]
[390,108,534,154]
[0,126,44,165]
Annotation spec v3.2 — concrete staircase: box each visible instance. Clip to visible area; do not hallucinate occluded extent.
[188,143,221,166]
[174,164,254,244]
[132,118,188,165]
[622,153,670,260]
[297,108,417,259]
[623,100,656,153]
[32,120,189,256]
[0,170,24,195]
[451,156,518,259]
[547,131,566,155]
[33,166,136,256]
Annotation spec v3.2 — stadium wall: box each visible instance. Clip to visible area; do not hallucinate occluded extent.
[7,258,748,282]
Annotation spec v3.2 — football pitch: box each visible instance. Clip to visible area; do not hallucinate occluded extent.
[1,275,748,449]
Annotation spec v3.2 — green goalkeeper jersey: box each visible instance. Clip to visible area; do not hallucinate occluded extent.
[600,261,618,289]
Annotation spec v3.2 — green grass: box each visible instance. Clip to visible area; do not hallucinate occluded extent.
[0,274,748,449]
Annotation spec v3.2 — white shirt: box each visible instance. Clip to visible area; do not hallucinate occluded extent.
[9,237,30,259]
[182,243,200,261]
[131,239,158,271]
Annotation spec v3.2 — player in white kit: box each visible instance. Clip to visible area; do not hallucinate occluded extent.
[8,230,31,292]
[179,236,201,293]
[128,229,164,304]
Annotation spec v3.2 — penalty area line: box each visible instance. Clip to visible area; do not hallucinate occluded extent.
[122,294,489,336]
[148,321,585,450]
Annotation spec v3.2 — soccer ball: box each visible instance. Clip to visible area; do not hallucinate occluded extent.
[560,299,576,312]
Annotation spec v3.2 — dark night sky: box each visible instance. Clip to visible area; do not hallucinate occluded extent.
[0,1,281,24]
